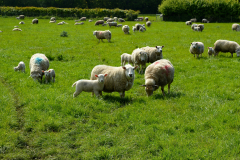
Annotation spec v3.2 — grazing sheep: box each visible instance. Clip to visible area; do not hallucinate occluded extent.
[232,23,240,31]
[72,74,107,98]
[13,28,22,31]
[89,19,93,22]
[118,18,125,22]
[32,18,38,24]
[114,17,118,21]
[146,21,152,27]
[75,22,84,25]
[93,30,111,42]
[135,23,144,30]
[14,61,25,72]
[191,24,198,30]
[50,17,56,21]
[44,69,55,83]
[131,48,148,74]
[117,24,123,27]
[102,23,107,26]
[202,19,208,23]
[106,18,114,22]
[145,17,149,21]
[121,53,133,66]
[122,25,130,34]
[185,21,192,25]
[189,42,204,58]
[208,47,215,57]
[95,20,104,26]
[19,21,25,24]
[139,26,146,32]
[80,17,86,21]
[137,17,144,21]
[104,17,110,21]
[29,53,49,81]
[190,18,197,22]
[197,24,204,31]
[141,46,164,63]
[132,26,137,32]
[57,21,68,25]
[142,59,174,96]
[214,40,240,57]
[19,15,24,19]
[90,64,137,98]
[107,22,117,28]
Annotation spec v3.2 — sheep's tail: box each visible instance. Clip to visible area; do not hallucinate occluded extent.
[72,82,76,87]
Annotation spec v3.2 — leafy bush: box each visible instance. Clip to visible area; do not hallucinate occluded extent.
[60,31,68,37]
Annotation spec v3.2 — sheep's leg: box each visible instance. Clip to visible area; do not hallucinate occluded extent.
[194,54,195,57]
[53,76,55,82]
[119,91,125,98]
[168,84,171,94]
[139,65,142,74]
[161,86,165,96]
[231,53,233,57]
[94,90,100,98]
[73,90,82,97]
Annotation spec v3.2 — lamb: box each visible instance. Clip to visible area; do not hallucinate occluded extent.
[139,26,146,32]
[142,59,174,96]
[80,17,86,21]
[93,30,111,42]
[141,46,164,63]
[104,17,109,21]
[131,48,148,74]
[13,28,22,31]
[95,20,104,26]
[202,19,209,23]
[89,19,93,22]
[145,17,149,21]
[197,24,204,31]
[135,23,144,30]
[117,24,123,27]
[32,18,38,24]
[146,21,152,27]
[107,22,117,28]
[19,15,24,19]
[29,53,49,81]
[90,64,137,98]
[208,47,215,57]
[114,17,118,21]
[132,26,137,32]
[106,18,114,22]
[118,18,125,22]
[185,21,192,25]
[75,22,84,25]
[191,24,198,30]
[43,69,55,83]
[189,42,204,58]
[232,23,240,31]
[137,17,144,21]
[102,23,107,26]
[190,18,197,22]
[19,21,25,24]
[122,25,130,34]
[214,40,240,57]
[121,53,133,66]
[50,17,56,21]
[14,61,25,72]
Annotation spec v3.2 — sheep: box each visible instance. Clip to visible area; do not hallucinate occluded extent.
[107,22,117,28]
[93,30,111,42]
[145,17,149,21]
[14,61,25,72]
[43,69,55,83]
[185,21,192,25]
[137,17,144,21]
[141,46,164,63]
[139,26,146,32]
[117,24,123,27]
[89,19,93,22]
[135,23,144,30]
[190,18,197,22]
[75,22,84,25]
[121,53,133,66]
[13,28,22,31]
[106,18,114,22]
[189,42,204,58]
[29,53,49,81]
[118,18,125,22]
[19,21,25,24]
[16,17,20,20]
[232,23,240,31]
[19,15,24,19]
[114,17,118,21]
[90,64,137,98]
[95,20,104,26]
[50,17,56,21]
[57,21,68,25]
[122,25,130,34]
[80,17,86,21]
[72,74,107,98]
[197,24,204,31]
[208,47,215,57]
[191,24,198,30]
[132,26,137,32]
[131,48,148,74]
[194,26,201,32]
[146,21,152,27]
[32,18,38,24]
[104,17,109,21]
[202,18,208,23]
[102,23,107,26]
[214,40,240,57]
[142,59,174,96]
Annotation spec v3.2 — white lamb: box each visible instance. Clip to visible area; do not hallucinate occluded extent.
[146,21,152,27]
[122,25,130,34]
[191,24,198,30]
[189,42,204,58]
[14,61,25,72]
[90,64,137,98]
[141,46,164,63]
[13,28,22,31]
[142,59,174,96]
[214,40,240,57]
[232,23,240,31]
[44,69,55,83]
[131,48,148,74]
[93,30,111,42]
[121,53,133,66]
[208,47,215,57]
[19,21,25,24]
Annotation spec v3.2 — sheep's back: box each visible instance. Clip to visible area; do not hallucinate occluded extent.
[214,40,239,53]
[30,53,49,72]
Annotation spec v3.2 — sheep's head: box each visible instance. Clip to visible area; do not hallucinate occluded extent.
[44,70,51,78]
[156,46,164,53]
[191,42,198,48]
[122,64,137,80]
[141,79,159,96]
[30,72,42,81]
[139,51,148,62]
[14,67,18,71]
[95,74,107,83]
[93,31,97,35]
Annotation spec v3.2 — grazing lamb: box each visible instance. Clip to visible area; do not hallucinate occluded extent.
[232,23,240,31]
[190,18,197,22]
[44,69,55,83]
[139,26,146,32]
[197,24,204,32]
[19,15,24,19]
[141,46,164,63]
[121,53,133,66]
[80,17,86,21]
[214,40,240,57]
[117,24,123,27]
[50,17,56,21]
[29,53,49,81]
[95,20,104,26]
[146,21,152,27]
[131,48,148,74]
[104,17,110,21]
[106,18,114,22]
[142,59,174,96]
[72,74,107,98]
[14,61,25,72]
[90,64,137,98]
[208,47,215,57]
[102,23,107,26]
[32,18,38,24]
[114,17,118,21]
[191,24,198,30]
[75,22,84,25]
[118,18,125,22]
[13,28,22,31]
[145,17,149,21]
[19,21,25,24]
[122,25,130,34]
[189,42,204,58]
[93,30,111,42]
[135,23,145,31]
[132,26,137,32]
[89,19,93,22]
[185,21,192,25]
[137,17,144,21]
[202,19,208,23]
[107,22,117,28]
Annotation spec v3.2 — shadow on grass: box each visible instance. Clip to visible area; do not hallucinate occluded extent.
[152,91,184,99]
[103,95,135,107]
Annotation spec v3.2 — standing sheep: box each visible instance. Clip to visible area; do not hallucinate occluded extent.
[190,18,197,22]
[202,19,208,23]
[95,20,104,26]
[214,40,240,57]
[90,64,137,98]
[44,69,55,83]
[122,25,130,34]
[197,24,204,32]
[80,17,86,21]
[141,46,164,63]
[29,53,49,81]
[107,22,117,28]
[50,17,56,21]
[19,21,25,24]
[186,21,192,25]
[135,23,144,30]
[208,47,215,57]
[106,18,114,22]
[131,48,148,74]
[121,53,133,66]
[139,26,146,32]
[14,61,25,72]
[118,18,125,22]
[189,42,204,58]
[114,17,118,21]
[19,15,24,19]
[93,30,111,42]
[191,24,198,30]
[72,74,107,98]
[142,59,174,96]
[104,17,110,21]
[232,23,240,31]
[32,18,38,24]
[146,21,152,27]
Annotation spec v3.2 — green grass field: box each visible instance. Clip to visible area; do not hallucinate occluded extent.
[0,16,240,159]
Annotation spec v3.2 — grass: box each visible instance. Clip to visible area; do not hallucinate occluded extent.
[0,16,240,159]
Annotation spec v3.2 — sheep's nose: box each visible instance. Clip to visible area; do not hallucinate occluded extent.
[129,74,132,77]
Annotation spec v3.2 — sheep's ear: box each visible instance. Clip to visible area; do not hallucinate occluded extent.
[162,46,164,48]
[122,66,126,70]
[141,85,147,87]
[155,46,157,48]
[104,74,108,77]
[95,75,98,77]
[49,70,51,72]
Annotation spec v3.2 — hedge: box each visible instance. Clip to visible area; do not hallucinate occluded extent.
[0,7,140,21]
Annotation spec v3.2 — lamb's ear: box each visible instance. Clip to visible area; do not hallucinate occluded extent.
[162,46,164,48]
[95,75,98,77]
[134,66,138,70]
[49,70,51,72]
[141,85,147,87]
[122,66,126,70]
[104,74,108,77]
[155,46,157,48]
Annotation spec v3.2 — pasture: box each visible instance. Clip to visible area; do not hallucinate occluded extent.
[0,16,240,159]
